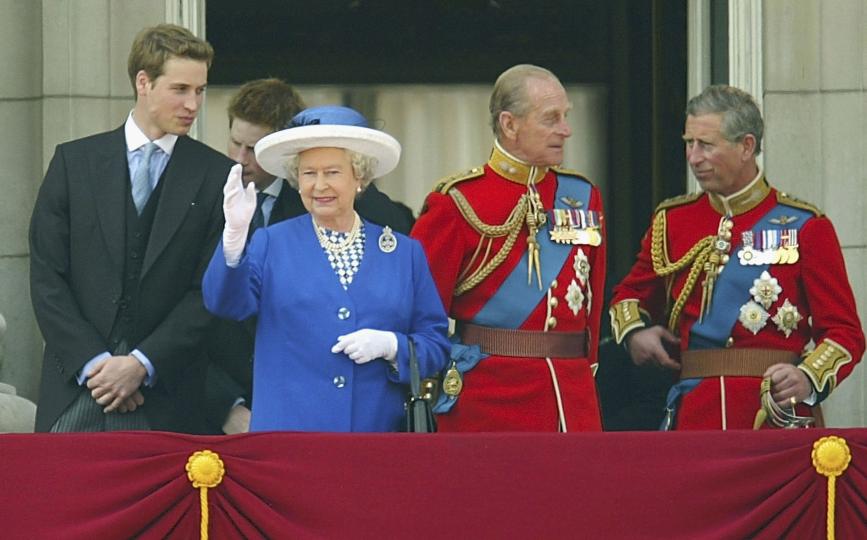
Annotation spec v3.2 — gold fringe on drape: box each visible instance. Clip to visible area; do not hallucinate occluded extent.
[186,450,226,540]
[812,436,851,540]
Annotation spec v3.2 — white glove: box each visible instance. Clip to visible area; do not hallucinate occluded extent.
[222,163,257,266]
[331,329,398,365]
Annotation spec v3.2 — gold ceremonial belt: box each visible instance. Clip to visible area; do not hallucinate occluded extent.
[679,348,799,378]
[459,323,587,358]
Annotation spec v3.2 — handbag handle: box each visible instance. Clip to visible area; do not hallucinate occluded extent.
[405,337,437,433]
[407,338,422,398]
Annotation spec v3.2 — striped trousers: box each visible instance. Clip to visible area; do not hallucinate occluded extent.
[50,390,150,432]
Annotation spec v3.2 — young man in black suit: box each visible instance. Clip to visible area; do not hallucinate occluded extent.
[29,24,234,433]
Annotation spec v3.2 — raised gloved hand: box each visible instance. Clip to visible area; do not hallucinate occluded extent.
[332,329,398,365]
[222,163,257,265]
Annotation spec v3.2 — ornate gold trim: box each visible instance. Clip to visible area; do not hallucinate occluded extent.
[654,192,702,212]
[812,435,851,540]
[487,145,547,185]
[777,191,824,217]
[433,166,485,194]
[551,166,592,182]
[449,189,528,296]
[707,177,771,215]
[186,450,225,540]
[650,209,716,331]
[798,339,853,393]
[609,300,647,344]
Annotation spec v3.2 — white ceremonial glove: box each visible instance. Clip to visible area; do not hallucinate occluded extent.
[331,329,398,365]
[222,163,257,266]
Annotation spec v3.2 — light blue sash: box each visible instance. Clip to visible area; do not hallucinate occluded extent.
[663,201,813,429]
[689,204,812,349]
[435,174,594,414]
[471,174,592,329]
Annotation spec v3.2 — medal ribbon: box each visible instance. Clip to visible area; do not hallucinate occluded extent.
[689,204,812,349]
[471,173,592,329]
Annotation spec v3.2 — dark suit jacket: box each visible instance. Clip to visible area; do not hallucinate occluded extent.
[270,181,307,224]
[30,125,234,433]
[202,181,416,433]
[356,184,415,235]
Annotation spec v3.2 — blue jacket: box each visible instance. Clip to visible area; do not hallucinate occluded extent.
[203,214,450,432]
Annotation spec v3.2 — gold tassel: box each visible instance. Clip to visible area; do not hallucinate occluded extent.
[524,189,545,290]
[186,450,226,540]
[812,436,852,540]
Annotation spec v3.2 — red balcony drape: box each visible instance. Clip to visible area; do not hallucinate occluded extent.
[1,429,865,539]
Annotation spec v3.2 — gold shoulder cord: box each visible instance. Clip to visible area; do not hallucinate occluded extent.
[777,191,823,217]
[449,189,529,296]
[650,210,716,331]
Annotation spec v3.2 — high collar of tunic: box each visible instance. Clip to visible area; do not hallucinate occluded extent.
[707,170,771,216]
[488,141,549,185]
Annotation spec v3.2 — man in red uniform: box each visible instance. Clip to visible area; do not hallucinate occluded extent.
[412,64,605,432]
[610,85,864,430]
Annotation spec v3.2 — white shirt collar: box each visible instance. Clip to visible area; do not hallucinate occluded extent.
[261,178,285,198]
[125,111,178,155]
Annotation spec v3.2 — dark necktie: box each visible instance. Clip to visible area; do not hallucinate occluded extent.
[249,192,269,235]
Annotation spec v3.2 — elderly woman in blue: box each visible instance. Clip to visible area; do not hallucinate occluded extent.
[203,106,450,432]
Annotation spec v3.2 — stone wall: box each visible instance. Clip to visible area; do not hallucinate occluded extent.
[763,0,867,426]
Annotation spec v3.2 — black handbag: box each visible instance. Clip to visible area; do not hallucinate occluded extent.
[405,339,437,433]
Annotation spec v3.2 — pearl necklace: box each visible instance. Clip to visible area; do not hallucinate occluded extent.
[313,212,362,254]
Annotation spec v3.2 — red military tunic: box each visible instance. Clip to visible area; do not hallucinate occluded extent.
[610,176,864,430]
[412,144,605,432]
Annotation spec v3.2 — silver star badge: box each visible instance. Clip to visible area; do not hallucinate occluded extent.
[573,248,590,286]
[565,279,585,316]
[749,270,782,310]
[739,300,770,335]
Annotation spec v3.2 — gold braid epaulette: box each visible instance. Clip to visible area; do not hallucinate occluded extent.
[432,167,485,194]
[449,189,528,296]
[550,166,592,182]
[649,209,715,331]
[777,191,823,217]
[654,192,702,212]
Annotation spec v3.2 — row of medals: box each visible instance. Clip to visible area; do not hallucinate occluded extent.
[736,228,802,337]
[548,208,602,246]
[737,228,799,265]
[441,205,599,399]
[544,204,595,316]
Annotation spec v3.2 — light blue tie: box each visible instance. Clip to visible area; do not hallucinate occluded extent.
[132,142,158,215]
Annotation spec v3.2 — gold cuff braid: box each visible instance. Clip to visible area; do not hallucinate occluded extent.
[798,339,853,393]
[609,300,646,344]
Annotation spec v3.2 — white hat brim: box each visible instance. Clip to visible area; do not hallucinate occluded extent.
[254,125,401,180]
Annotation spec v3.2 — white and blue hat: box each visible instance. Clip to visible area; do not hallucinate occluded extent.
[255,105,401,179]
